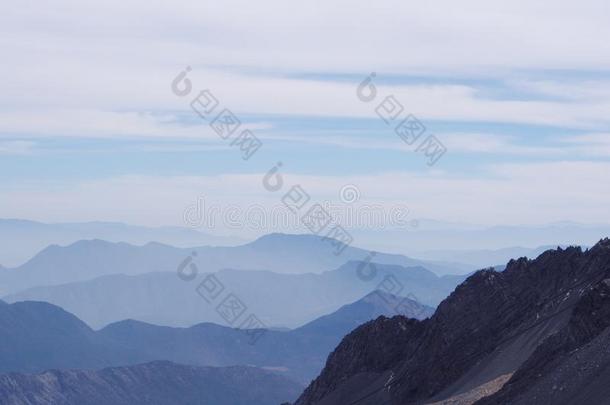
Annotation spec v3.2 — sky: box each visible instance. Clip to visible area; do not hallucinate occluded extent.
[1,0,609,232]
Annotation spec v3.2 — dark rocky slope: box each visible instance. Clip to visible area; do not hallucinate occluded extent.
[477,277,610,404]
[295,239,610,405]
[0,361,301,405]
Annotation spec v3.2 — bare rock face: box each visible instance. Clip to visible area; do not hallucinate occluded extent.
[477,273,610,405]
[0,361,302,405]
[295,239,610,405]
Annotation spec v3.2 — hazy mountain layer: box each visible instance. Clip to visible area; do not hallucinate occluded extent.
[412,245,564,268]
[0,291,431,384]
[5,261,459,328]
[99,290,433,384]
[0,218,241,267]
[0,233,465,296]
[352,222,610,258]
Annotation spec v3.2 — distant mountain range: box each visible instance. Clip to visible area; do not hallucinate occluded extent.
[4,260,457,329]
[4,219,608,404]
[412,245,570,268]
[0,361,301,405]
[294,239,610,405]
[3,217,609,270]
[0,233,467,297]
[351,221,610,259]
[0,299,144,374]
[0,291,432,384]
[99,290,433,384]
[0,218,244,267]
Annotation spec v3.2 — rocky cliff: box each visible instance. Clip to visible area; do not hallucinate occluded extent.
[295,239,610,405]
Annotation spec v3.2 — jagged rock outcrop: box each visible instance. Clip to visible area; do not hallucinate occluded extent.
[477,276,610,404]
[295,239,610,405]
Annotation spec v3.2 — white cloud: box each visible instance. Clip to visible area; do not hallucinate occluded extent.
[3,161,609,229]
[508,80,610,102]
[1,0,609,231]
[439,133,566,156]
[560,133,610,156]
[0,140,36,155]
[0,109,271,139]
[2,74,609,143]
[4,0,609,73]
[250,131,604,159]
[1,0,610,141]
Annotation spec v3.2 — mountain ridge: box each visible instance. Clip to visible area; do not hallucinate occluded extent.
[294,240,610,405]
[0,233,465,296]
[4,261,460,329]
[0,291,431,384]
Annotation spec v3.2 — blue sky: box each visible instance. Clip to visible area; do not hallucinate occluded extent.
[1,0,609,229]
[1,114,607,180]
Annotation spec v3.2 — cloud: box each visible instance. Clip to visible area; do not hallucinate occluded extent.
[1,0,609,141]
[0,109,271,139]
[2,0,608,231]
[2,74,609,143]
[438,133,566,156]
[4,0,609,73]
[3,161,609,229]
[559,133,610,156]
[0,140,36,155]
[212,130,606,159]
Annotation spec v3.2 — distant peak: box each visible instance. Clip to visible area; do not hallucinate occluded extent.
[143,241,173,249]
[248,233,328,247]
[593,237,610,249]
[104,318,153,328]
[254,233,316,241]
[69,239,115,247]
[362,289,402,303]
